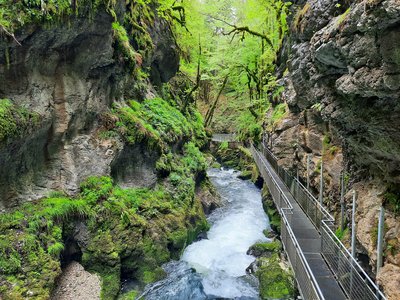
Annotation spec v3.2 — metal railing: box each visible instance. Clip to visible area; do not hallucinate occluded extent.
[257,142,386,300]
[251,145,325,300]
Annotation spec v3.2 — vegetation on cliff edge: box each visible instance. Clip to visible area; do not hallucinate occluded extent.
[0,141,208,299]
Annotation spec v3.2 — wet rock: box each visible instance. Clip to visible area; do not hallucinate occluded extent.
[247,240,281,258]
[195,177,222,215]
[139,261,207,300]
[0,0,180,209]
[377,264,400,300]
[271,0,400,296]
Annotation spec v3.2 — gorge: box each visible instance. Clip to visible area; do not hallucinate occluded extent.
[1,0,400,299]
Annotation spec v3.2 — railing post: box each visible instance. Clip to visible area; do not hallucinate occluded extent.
[319,160,324,206]
[377,207,385,274]
[296,168,299,199]
[340,171,345,232]
[307,154,311,191]
[351,190,357,258]
[375,206,385,299]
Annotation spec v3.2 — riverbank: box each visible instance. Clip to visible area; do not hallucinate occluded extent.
[127,167,295,300]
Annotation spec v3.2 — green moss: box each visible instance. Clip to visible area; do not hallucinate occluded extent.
[112,21,139,70]
[0,99,41,143]
[238,170,253,180]
[0,153,209,299]
[97,267,121,300]
[211,161,221,168]
[114,98,206,150]
[384,190,400,215]
[138,266,166,284]
[182,142,207,173]
[261,185,282,233]
[322,134,331,148]
[0,0,73,33]
[371,220,388,247]
[269,103,287,129]
[336,7,351,27]
[256,254,295,300]
[47,242,64,257]
[249,240,282,257]
[98,130,120,140]
[335,227,349,241]
[219,141,229,151]
[118,289,139,300]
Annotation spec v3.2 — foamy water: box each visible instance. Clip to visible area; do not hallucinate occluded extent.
[140,168,270,300]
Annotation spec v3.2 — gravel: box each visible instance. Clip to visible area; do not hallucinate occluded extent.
[51,261,101,300]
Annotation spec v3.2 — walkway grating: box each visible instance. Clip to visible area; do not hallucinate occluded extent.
[255,146,346,300]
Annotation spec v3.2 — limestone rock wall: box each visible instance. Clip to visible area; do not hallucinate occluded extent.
[0,2,178,209]
[270,0,400,298]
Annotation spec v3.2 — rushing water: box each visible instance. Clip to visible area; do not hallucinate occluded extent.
[140,168,270,300]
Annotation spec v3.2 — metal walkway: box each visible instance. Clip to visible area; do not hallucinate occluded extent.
[251,143,386,300]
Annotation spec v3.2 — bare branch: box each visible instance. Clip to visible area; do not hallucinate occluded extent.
[201,13,274,48]
[0,25,21,46]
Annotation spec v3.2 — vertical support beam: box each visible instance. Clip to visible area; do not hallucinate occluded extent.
[262,133,265,148]
[340,172,345,232]
[262,134,265,156]
[306,154,311,191]
[319,160,324,205]
[270,134,273,149]
[296,168,299,198]
[351,190,357,258]
[377,207,385,274]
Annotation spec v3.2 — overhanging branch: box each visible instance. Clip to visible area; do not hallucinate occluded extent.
[202,13,274,48]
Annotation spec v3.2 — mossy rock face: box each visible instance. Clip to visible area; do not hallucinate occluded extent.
[118,289,139,300]
[256,254,295,300]
[261,184,282,234]
[0,99,41,144]
[212,143,254,172]
[238,170,253,180]
[0,141,210,300]
[248,240,282,257]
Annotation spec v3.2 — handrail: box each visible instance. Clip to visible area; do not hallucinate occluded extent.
[251,146,293,211]
[281,212,326,300]
[251,144,325,300]
[262,142,333,223]
[258,142,386,300]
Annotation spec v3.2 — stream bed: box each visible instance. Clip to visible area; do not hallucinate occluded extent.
[139,168,270,299]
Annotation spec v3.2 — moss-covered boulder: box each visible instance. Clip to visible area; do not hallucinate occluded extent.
[256,253,295,300]
[248,240,282,257]
[248,239,294,300]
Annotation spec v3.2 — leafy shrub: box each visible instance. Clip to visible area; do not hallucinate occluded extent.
[384,190,400,215]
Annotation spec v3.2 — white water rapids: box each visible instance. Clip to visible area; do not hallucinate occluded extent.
[138,168,270,300]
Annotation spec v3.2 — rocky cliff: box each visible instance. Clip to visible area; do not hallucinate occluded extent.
[269,0,400,298]
[0,1,218,299]
[0,1,181,209]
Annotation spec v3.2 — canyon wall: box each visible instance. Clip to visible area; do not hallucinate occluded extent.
[270,0,400,298]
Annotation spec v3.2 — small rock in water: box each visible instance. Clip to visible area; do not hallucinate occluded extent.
[245,261,258,275]
[140,261,207,300]
[195,231,208,241]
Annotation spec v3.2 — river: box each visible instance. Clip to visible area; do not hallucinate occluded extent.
[139,168,270,299]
